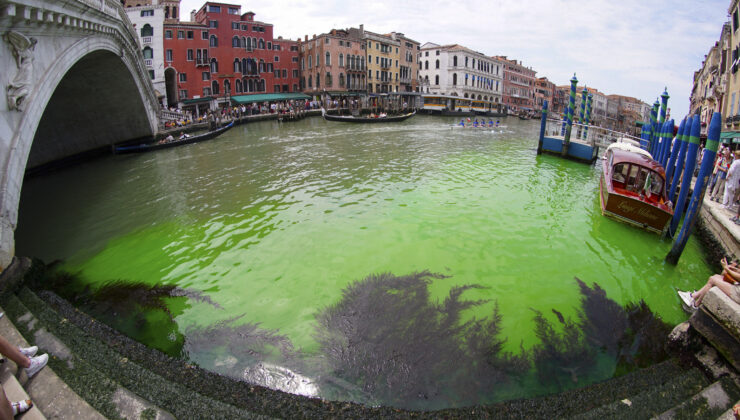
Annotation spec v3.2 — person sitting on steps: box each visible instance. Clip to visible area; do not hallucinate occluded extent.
[0,318,49,418]
[678,257,740,311]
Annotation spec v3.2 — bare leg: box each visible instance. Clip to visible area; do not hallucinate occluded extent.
[693,274,738,306]
[0,335,29,368]
[0,386,12,420]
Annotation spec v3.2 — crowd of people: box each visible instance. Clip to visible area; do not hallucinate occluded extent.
[706,145,740,224]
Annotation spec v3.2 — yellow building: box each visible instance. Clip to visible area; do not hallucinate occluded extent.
[363,28,401,94]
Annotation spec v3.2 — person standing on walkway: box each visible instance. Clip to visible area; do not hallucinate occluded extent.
[711,147,732,201]
[723,150,740,208]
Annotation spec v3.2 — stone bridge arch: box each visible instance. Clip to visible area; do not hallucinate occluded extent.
[0,0,160,269]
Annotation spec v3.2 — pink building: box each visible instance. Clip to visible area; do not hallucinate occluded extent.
[495,56,536,113]
[298,29,367,101]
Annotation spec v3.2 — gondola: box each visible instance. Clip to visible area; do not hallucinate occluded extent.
[322,108,416,123]
[113,121,234,154]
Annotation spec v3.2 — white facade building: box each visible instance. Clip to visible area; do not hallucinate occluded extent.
[125,4,167,106]
[419,42,503,104]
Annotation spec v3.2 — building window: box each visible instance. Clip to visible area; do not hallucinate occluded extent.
[202,72,210,80]
[210,58,218,73]
[208,5,221,13]
[202,31,208,40]
[435,59,439,69]
[210,35,218,47]
[435,75,439,85]
[212,80,220,95]
[209,20,218,28]
[436,50,440,55]
[179,73,187,82]
[142,47,153,59]
[228,7,239,14]
[339,53,344,67]
[424,61,428,70]
[164,30,172,39]
[232,36,240,47]
[177,30,184,39]
[165,49,173,61]
[274,84,280,92]
[187,31,193,39]
[259,38,265,49]
[274,55,279,62]
[453,56,457,67]
[241,24,248,30]
[148,69,155,79]
[179,89,188,99]
[325,52,331,66]
[734,9,739,32]
[453,73,457,85]
[293,69,298,77]
[267,42,272,50]
[140,9,154,17]
[187,49,193,61]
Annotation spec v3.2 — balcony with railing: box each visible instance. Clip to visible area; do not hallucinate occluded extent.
[142,36,152,44]
[144,59,153,67]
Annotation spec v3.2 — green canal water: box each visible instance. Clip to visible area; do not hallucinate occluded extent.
[16,115,712,409]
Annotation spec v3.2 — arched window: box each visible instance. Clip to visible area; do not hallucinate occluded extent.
[142,47,153,59]
[325,51,331,66]
[424,61,428,70]
[453,55,457,67]
[246,37,252,50]
[478,94,482,100]
[464,93,468,98]
[435,75,439,85]
[435,59,439,69]
[247,79,254,92]
[242,58,247,74]
[252,37,257,49]
[308,75,312,88]
[242,37,247,49]
[339,53,344,67]
[452,73,457,85]
[235,79,242,93]
[325,71,332,87]
[316,72,320,88]
[259,79,265,91]
[232,36,240,48]
[258,38,265,49]
[259,59,265,73]
[348,55,353,69]
[339,73,345,87]
[210,58,218,74]
[233,59,241,73]
[210,35,218,47]
[141,24,153,37]
[212,80,220,95]
[224,79,231,95]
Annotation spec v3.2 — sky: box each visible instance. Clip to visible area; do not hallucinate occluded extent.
[178,0,730,119]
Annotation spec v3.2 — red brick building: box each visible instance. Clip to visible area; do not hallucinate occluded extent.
[163,2,300,112]
[495,56,536,113]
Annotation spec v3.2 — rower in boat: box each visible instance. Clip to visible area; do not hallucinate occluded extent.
[459,119,465,126]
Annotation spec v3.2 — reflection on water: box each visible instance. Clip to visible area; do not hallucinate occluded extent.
[32,264,672,409]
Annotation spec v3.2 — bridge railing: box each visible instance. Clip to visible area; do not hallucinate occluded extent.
[544,118,641,149]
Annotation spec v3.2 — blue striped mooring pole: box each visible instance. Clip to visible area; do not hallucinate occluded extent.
[648,100,659,154]
[578,87,587,138]
[667,114,701,237]
[668,117,693,204]
[561,74,578,157]
[665,118,686,192]
[666,112,722,264]
[584,94,593,144]
[537,100,548,155]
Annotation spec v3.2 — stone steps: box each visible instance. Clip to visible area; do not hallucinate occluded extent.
[6,287,266,419]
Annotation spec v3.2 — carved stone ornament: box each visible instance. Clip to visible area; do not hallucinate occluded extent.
[5,31,37,112]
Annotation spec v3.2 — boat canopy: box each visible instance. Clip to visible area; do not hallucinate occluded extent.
[230,93,310,104]
[609,148,665,175]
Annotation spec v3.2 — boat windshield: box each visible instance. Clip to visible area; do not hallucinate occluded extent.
[612,163,664,198]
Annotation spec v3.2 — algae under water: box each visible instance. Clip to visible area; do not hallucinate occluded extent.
[16,116,712,409]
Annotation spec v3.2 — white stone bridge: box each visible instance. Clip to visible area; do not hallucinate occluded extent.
[0,0,160,269]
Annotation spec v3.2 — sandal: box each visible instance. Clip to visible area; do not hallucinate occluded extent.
[11,399,32,416]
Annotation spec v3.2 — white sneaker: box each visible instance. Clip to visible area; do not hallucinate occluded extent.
[678,290,698,312]
[24,354,48,378]
[19,346,37,358]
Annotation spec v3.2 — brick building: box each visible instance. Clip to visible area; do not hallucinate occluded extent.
[495,56,536,113]
[298,29,367,100]
[162,1,299,112]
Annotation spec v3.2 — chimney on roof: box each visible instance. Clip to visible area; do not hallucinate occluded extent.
[331,29,336,35]
[359,24,364,36]
[190,10,196,21]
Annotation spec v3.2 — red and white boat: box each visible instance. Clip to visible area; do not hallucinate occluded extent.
[599,145,674,234]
